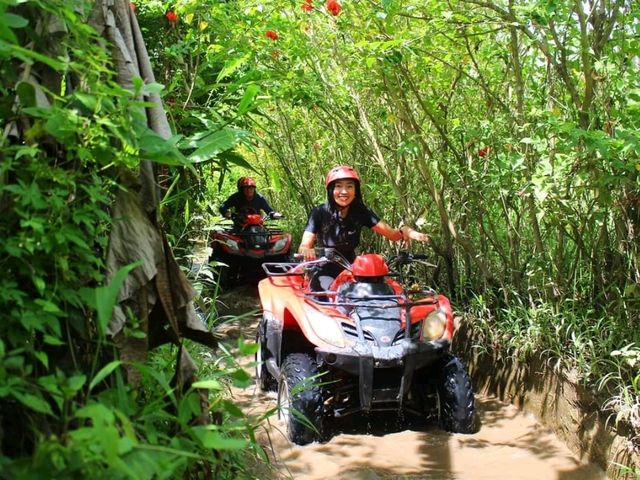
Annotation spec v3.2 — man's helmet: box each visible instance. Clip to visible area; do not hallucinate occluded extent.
[325,165,360,187]
[237,176,257,190]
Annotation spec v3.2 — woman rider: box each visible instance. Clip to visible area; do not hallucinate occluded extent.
[298,165,430,291]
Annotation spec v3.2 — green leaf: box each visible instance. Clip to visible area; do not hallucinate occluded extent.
[237,337,257,356]
[66,375,87,395]
[75,403,115,423]
[8,43,66,70]
[34,299,62,314]
[74,92,98,111]
[218,150,253,170]
[138,130,188,166]
[237,84,260,115]
[191,379,222,390]
[141,82,164,95]
[33,350,48,369]
[216,54,249,82]
[221,400,244,418]
[3,13,28,29]
[16,81,36,108]
[229,368,251,386]
[14,145,40,159]
[43,334,65,346]
[268,167,282,191]
[90,262,143,336]
[45,110,79,141]
[14,391,53,415]
[89,360,122,391]
[188,129,242,163]
[118,436,135,455]
[32,276,45,295]
[192,428,247,450]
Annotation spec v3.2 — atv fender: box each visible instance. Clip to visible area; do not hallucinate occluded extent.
[258,275,350,351]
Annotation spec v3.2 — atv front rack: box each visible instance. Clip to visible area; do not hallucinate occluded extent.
[261,257,331,276]
[262,261,305,276]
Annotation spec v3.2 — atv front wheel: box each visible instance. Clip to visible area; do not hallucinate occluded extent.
[279,353,323,445]
[436,354,476,433]
[255,325,277,392]
[210,251,239,289]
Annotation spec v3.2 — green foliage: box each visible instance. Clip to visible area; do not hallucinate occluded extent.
[2,343,262,479]
[1,0,267,477]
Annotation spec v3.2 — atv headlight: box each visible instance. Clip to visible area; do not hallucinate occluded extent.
[224,239,239,251]
[422,309,446,341]
[312,318,346,348]
[272,237,289,252]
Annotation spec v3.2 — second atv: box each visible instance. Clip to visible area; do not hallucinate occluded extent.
[256,249,476,445]
[209,210,292,287]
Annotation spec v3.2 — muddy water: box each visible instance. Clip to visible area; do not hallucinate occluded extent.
[233,386,606,480]
[219,287,607,480]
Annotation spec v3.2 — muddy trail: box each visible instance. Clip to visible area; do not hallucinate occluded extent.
[215,285,607,480]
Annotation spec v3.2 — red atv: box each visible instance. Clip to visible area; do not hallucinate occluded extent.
[256,249,475,445]
[209,210,292,287]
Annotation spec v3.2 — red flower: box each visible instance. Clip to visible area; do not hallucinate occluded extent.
[325,0,341,16]
[266,30,278,41]
[478,146,491,157]
[165,11,178,23]
[302,0,313,12]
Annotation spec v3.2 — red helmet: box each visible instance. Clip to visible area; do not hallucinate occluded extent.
[351,254,389,277]
[237,176,257,190]
[325,165,360,188]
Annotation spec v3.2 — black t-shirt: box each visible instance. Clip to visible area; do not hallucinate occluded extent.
[304,203,380,261]
[219,191,274,216]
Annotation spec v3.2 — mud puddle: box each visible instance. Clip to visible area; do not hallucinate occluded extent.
[218,285,607,480]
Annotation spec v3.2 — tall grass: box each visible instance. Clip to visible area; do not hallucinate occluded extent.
[467,293,640,451]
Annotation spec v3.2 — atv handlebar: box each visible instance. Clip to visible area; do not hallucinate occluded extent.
[228,211,284,223]
[262,249,350,277]
[387,251,436,269]
[273,250,433,275]
[304,291,439,308]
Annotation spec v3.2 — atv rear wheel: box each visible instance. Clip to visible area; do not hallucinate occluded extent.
[278,353,323,445]
[436,354,476,433]
[255,325,277,392]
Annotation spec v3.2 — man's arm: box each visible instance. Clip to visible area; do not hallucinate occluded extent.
[219,192,233,217]
[257,194,274,215]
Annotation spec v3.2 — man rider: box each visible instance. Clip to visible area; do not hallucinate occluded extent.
[219,176,282,220]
